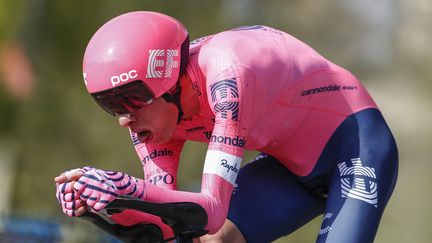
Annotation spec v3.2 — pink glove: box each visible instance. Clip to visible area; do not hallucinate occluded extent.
[56,180,86,216]
[55,168,87,217]
[73,167,146,211]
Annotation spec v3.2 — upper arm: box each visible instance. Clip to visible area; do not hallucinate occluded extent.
[201,61,250,188]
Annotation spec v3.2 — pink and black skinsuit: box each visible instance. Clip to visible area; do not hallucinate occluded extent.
[118,25,398,242]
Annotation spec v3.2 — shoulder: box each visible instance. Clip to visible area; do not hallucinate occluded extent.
[195,30,247,82]
[198,31,237,60]
[196,26,288,71]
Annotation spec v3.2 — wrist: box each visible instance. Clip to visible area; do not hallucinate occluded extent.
[130,177,146,199]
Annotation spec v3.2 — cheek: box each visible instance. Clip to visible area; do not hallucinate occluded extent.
[163,104,179,128]
[152,103,177,128]
[136,100,178,134]
[155,105,178,143]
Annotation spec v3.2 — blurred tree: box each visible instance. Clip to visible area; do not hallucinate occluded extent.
[0,0,36,215]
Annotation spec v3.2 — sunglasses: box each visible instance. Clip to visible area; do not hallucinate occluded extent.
[91,80,154,116]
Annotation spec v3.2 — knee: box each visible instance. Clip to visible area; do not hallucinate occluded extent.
[199,232,224,243]
[199,219,246,243]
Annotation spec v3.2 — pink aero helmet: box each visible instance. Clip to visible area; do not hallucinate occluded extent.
[82,11,189,98]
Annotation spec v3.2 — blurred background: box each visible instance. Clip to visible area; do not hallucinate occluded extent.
[0,0,430,242]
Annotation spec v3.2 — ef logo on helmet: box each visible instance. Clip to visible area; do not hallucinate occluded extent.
[110,70,138,87]
[146,49,179,79]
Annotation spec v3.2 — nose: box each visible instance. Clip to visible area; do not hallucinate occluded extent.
[118,114,134,128]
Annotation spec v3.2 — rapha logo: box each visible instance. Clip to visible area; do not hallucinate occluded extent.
[146,49,178,79]
[203,150,241,186]
[220,159,239,174]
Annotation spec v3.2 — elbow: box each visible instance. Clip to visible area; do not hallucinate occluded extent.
[203,196,229,235]
[206,212,227,235]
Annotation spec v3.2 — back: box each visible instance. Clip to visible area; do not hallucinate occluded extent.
[186,25,377,175]
[197,25,332,101]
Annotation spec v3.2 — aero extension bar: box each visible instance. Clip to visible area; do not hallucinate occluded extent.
[80,196,208,243]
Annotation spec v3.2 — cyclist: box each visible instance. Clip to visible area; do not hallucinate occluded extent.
[55,11,398,243]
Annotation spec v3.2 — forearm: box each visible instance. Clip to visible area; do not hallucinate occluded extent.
[143,159,178,190]
[133,136,184,190]
[141,174,233,234]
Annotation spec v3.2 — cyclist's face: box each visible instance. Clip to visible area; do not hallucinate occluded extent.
[118,97,178,144]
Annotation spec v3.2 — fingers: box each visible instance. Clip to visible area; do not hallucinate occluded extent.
[55,167,96,217]
[63,204,87,217]
[79,188,100,209]
[93,201,110,211]
[57,181,76,194]
[63,191,80,202]
[57,167,119,214]
[78,187,116,212]
[76,205,87,216]
[63,199,85,210]
[55,168,84,183]
[90,193,115,211]
[73,170,99,194]
[82,192,98,208]
[73,179,85,194]
[56,185,87,217]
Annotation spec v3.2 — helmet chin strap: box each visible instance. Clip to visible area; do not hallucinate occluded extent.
[161,82,184,124]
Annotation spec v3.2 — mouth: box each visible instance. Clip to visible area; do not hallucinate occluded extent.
[137,130,152,143]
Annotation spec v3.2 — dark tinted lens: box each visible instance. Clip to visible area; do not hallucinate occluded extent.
[91,80,154,116]
[91,93,129,116]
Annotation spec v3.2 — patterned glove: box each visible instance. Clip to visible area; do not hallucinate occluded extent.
[73,167,145,211]
[56,180,86,217]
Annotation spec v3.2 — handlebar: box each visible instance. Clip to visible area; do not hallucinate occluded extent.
[79,196,208,243]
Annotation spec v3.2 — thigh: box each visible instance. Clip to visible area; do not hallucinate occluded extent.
[227,154,326,243]
[316,109,398,243]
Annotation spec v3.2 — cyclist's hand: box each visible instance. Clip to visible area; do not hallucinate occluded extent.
[54,168,84,184]
[55,168,87,217]
[56,181,87,216]
[73,167,145,212]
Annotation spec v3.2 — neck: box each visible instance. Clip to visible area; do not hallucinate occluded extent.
[178,73,200,119]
